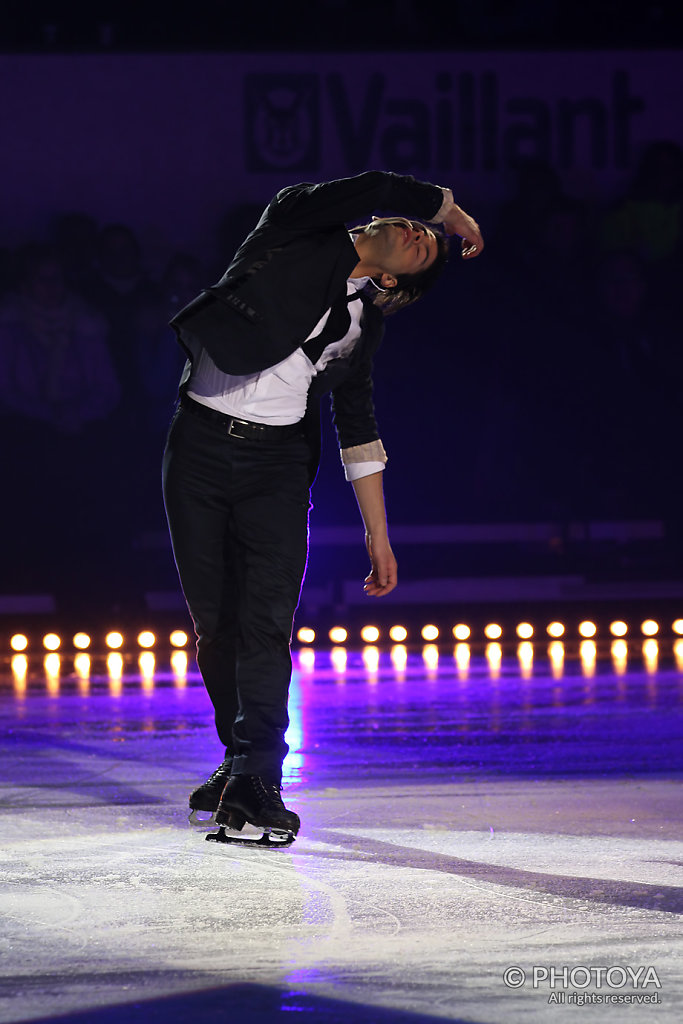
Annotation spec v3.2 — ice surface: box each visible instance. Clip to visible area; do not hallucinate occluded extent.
[0,643,681,1023]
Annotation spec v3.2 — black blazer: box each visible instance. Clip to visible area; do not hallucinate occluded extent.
[170,170,445,478]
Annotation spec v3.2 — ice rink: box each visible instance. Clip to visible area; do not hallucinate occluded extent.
[1,636,682,1023]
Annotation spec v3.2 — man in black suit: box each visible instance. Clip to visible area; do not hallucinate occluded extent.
[162,171,483,842]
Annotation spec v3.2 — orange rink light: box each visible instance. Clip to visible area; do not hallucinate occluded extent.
[609,621,628,637]
[516,623,534,639]
[422,643,439,668]
[453,624,471,641]
[548,641,564,668]
[673,619,683,636]
[643,639,659,665]
[611,639,628,661]
[486,642,503,670]
[362,645,380,671]
[517,642,534,674]
[641,620,659,637]
[170,630,189,647]
[299,647,315,670]
[360,625,380,643]
[73,632,91,650]
[578,621,597,638]
[12,654,28,680]
[105,632,124,650]
[328,627,348,644]
[297,627,315,644]
[74,653,90,677]
[484,623,502,640]
[107,651,124,677]
[170,650,188,676]
[44,653,60,676]
[391,643,408,670]
[139,651,155,676]
[547,622,565,638]
[454,643,470,670]
[580,640,597,666]
[331,646,348,671]
[421,624,439,641]
[137,631,156,649]
[10,634,28,652]
[43,633,61,651]
[389,625,408,642]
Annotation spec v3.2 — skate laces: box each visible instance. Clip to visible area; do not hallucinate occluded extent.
[251,776,285,807]
[206,758,232,784]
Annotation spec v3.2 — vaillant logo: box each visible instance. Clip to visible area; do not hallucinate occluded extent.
[244,70,645,174]
[245,74,320,171]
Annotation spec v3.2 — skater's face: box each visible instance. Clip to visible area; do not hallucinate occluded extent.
[352,217,438,288]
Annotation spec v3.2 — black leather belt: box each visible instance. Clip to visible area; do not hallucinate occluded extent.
[180,394,303,441]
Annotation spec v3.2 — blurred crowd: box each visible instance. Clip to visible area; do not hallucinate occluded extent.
[458,139,683,525]
[1,140,682,603]
[0,219,205,601]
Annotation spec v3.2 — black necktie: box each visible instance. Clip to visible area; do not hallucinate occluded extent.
[302,291,363,366]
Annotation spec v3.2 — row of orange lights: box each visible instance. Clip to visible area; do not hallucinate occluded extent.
[296,636,679,681]
[6,619,683,653]
[297,619,683,644]
[10,649,190,686]
[8,630,190,652]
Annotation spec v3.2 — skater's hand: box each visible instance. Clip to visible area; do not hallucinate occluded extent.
[363,533,397,597]
[441,203,484,259]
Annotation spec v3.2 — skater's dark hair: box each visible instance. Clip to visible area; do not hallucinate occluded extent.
[350,219,450,316]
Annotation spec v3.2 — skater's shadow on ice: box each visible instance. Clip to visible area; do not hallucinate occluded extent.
[305,829,683,916]
[0,732,173,808]
[15,981,477,1024]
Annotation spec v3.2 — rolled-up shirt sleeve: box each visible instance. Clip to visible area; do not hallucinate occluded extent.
[340,439,387,481]
[430,187,456,224]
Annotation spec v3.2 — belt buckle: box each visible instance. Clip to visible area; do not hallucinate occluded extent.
[227,417,250,440]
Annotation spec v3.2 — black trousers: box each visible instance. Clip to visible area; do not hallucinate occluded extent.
[162,404,311,783]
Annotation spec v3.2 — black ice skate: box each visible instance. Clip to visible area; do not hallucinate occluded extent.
[206,774,300,849]
[188,755,233,826]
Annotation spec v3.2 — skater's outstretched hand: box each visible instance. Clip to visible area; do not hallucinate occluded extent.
[440,202,484,259]
[363,533,398,597]
[351,472,397,597]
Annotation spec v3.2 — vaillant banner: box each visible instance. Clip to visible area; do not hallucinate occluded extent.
[1,51,680,248]
[244,66,643,175]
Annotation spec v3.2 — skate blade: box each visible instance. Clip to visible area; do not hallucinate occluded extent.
[206,826,295,849]
[188,808,218,827]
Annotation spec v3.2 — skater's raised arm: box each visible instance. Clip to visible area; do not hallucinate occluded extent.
[268,171,443,233]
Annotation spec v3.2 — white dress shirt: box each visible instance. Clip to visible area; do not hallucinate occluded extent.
[186,186,456,482]
[186,275,385,481]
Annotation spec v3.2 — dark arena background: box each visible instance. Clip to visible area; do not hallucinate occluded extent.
[1,4,682,1023]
